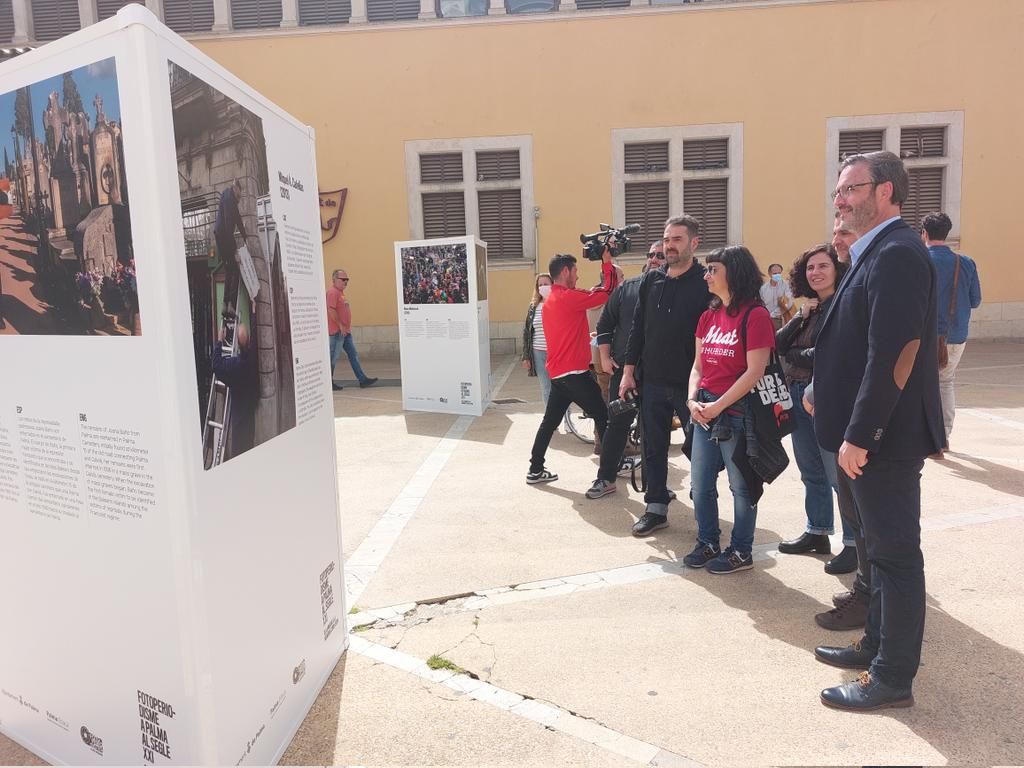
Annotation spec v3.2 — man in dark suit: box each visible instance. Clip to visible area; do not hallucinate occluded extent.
[811,151,943,711]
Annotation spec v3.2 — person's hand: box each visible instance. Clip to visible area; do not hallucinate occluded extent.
[690,400,712,427]
[618,370,636,399]
[802,392,814,416]
[800,298,820,318]
[601,244,614,264]
[521,360,530,369]
[838,440,869,480]
[600,354,618,376]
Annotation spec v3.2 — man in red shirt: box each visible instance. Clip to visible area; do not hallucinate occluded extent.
[327,269,377,391]
[527,250,617,484]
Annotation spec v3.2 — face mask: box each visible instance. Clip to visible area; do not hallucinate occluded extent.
[538,285,552,299]
[771,273,783,283]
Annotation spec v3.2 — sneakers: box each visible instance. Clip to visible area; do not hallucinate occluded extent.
[617,455,640,477]
[631,512,668,537]
[585,479,616,499]
[359,377,379,389]
[707,547,754,574]
[526,469,558,485]
[682,541,721,568]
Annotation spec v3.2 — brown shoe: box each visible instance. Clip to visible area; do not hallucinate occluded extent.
[832,588,856,607]
[815,591,869,630]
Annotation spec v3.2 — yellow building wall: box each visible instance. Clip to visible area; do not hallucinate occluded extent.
[191,0,1022,328]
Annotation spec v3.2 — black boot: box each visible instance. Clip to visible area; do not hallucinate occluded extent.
[824,545,858,574]
[777,532,831,555]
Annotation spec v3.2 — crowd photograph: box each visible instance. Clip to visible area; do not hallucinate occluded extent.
[400,242,470,305]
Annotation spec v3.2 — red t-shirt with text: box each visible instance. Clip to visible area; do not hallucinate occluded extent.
[696,302,775,396]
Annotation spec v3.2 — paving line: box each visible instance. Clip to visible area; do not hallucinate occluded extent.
[344,357,519,607]
[959,407,1024,430]
[346,634,704,768]
[957,363,1024,372]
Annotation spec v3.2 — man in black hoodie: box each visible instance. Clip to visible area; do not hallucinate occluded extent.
[619,215,711,536]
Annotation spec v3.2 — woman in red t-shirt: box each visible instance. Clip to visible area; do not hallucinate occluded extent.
[683,246,775,574]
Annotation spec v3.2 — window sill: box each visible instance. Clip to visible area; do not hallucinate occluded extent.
[488,259,535,271]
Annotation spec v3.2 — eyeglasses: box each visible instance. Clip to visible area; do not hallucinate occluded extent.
[831,182,876,201]
[649,252,665,259]
[336,277,349,282]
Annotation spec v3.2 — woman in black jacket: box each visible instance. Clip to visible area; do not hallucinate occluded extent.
[776,244,856,572]
[521,272,552,404]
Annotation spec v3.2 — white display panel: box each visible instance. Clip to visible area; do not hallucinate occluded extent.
[394,236,491,416]
[0,7,346,766]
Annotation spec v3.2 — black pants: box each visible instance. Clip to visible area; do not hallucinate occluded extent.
[529,371,607,474]
[638,381,691,508]
[835,462,871,597]
[851,456,926,689]
[596,367,635,483]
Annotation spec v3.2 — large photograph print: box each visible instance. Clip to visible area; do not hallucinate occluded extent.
[169,62,295,470]
[400,242,469,305]
[0,57,138,335]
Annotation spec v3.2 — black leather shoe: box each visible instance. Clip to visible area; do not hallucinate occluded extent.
[814,640,875,670]
[332,382,344,391]
[825,545,858,574]
[359,377,379,389]
[820,672,914,712]
[632,512,668,537]
[778,532,831,555]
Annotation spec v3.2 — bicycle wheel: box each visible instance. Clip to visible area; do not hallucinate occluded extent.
[563,403,595,444]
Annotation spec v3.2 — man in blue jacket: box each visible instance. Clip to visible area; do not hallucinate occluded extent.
[921,212,982,454]
[812,151,943,712]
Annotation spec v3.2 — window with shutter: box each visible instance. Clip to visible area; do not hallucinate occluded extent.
[475,150,520,181]
[298,0,351,24]
[163,0,216,32]
[366,0,420,21]
[478,189,523,260]
[901,167,943,230]
[231,0,283,29]
[624,142,669,174]
[900,126,945,159]
[422,192,466,238]
[505,0,555,12]
[624,182,669,251]
[575,0,630,9]
[0,0,15,42]
[683,178,727,249]
[97,0,135,20]
[420,153,463,184]
[32,0,80,42]
[683,138,728,171]
[838,129,884,161]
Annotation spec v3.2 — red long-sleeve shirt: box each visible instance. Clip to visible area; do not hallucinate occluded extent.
[542,261,618,379]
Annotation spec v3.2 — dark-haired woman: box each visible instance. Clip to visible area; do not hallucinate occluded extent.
[775,245,857,573]
[683,246,773,575]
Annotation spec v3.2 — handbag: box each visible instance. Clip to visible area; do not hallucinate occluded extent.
[937,254,961,370]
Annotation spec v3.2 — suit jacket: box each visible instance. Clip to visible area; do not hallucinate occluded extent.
[814,219,944,457]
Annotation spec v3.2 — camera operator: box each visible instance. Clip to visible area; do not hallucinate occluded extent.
[585,242,667,499]
[618,215,710,535]
[527,248,618,485]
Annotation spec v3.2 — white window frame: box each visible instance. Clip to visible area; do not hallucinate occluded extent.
[405,135,535,270]
[824,111,964,242]
[611,122,743,259]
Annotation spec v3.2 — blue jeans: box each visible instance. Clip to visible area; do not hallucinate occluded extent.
[330,331,369,384]
[691,410,757,555]
[789,381,854,545]
[533,348,551,405]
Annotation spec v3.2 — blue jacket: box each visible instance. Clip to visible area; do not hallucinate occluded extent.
[929,245,981,344]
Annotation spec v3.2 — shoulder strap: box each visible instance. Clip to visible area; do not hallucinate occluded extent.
[739,303,758,355]
[946,254,961,325]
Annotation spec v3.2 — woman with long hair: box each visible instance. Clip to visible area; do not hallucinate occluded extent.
[683,246,774,574]
[522,272,553,404]
[776,245,857,573]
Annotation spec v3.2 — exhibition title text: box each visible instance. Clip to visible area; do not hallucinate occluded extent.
[278,171,305,200]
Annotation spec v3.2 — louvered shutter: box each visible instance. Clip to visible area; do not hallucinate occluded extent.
[422,192,466,238]
[900,126,945,159]
[298,0,351,23]
[901,167,943,230]
[624,182,669,251]
[97,0,135,20]
[575,0,629,9]
[231,0,283,29]
[0,0,14,43]
[475,150,520,181]
[420,153,463,184]
[32,0,81,42]
[164,0,216,31]
[684,178,727,249]
[478,189,523,260]
[624,142,669,174]
[838,130,884,161]
[366,0,420,21]
[683,138,728,170]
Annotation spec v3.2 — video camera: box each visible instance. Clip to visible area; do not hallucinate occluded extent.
[579,223,641,262]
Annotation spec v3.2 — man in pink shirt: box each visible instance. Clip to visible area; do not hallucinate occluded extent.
[327,269,377,390]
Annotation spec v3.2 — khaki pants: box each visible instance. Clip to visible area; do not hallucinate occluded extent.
[939,342,967,445]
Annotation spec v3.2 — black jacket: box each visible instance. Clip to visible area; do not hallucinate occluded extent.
[595,275,642,365]
[624,262,710,386]
[814,220,944,457]
[774,294,835,380]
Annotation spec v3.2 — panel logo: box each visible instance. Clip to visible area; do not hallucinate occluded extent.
[46,710,69,731]
[292,659,306,685]
[81,725,104,756]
